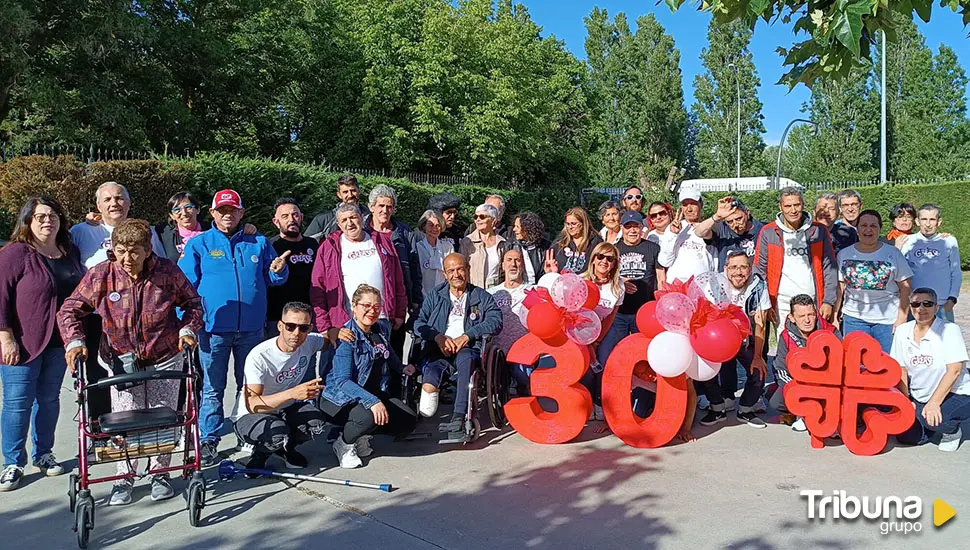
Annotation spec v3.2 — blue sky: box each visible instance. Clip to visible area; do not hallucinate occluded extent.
[519,1,970,144]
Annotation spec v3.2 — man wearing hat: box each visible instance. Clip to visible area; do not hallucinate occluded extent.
[427,192,464,250]
[658,187,727,283]
[597,211,664,366]
[179,189,290,465]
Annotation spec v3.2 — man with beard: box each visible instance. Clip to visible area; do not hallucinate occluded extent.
[305,174,365,241]
[708,199,765,272]
[267,198,319,337]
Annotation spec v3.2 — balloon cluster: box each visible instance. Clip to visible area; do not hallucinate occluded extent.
[638,273,751,381]
[519,273,603,346]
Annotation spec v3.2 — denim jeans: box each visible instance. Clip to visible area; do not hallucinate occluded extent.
[422,348,478,417]
[1,347,68,467]
[841,315,893,352]
[596,313,638,367]
[198,330,264,443]
[896,393,970,445]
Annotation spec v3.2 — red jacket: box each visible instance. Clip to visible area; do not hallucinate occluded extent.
[753,215,837,309]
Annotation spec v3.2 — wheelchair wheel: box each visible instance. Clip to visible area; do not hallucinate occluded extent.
[75,494,94,549]
[485,347,510,428]
[187,476,205,527]
[68,472,79,512]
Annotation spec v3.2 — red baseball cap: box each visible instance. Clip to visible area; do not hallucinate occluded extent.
[211,189,243,209]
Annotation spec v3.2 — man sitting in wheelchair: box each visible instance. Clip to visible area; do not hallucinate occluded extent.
[414,253,502,441]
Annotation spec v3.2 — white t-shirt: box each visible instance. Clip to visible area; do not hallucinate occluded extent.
[900,232,963,303]
[775,217,815,308]
[890,319,970,403]
[340,234,385,318]
[484,244,500,287]
[233,333,328,420]
[416,236,454,297]
[71,222,164,269]
[488,283,532,352]
[658,223,714,283]
[719,273,771,313]
[593,281,624,321]
[522,248,537,284]
[838,243,913,325]
[646,229,663,246]
[445,291,467,339]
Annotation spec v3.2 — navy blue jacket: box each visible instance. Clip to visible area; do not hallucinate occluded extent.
[413,282,502,358]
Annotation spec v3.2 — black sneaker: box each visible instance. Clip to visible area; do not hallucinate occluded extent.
[737,411,767,429]
[0,465,24,492]
[200,441,220,466]
[438,413,464,432]
[244,452,271,479]
[275,444,308,469]
[699,410,727,426]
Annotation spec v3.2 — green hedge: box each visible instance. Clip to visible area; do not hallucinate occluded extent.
[0,153,582,237]
[701,182,970,268]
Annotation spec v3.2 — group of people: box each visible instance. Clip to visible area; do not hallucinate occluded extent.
[0,176,967,503]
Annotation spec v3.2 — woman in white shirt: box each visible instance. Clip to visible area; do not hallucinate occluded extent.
[891,287,970,452]
[582,242,623,420]
[598,201,622,245]
[415,209,454,297]
[837,210,913,352]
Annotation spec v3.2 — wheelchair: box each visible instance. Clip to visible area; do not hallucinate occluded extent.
[401,333,511,444]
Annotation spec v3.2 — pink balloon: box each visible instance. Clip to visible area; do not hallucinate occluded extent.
[655,292,696,334]
[551,273,588,312]
[686,354,722,381]
[646,331,694,377]
[564,309,601,345]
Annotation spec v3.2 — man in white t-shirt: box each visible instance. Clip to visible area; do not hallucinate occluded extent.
[891,288,970,452]
[658,186,715,283]
[487,249,534,395]
[233,302,328,473]
[71,181,163,268]
[900,204,962,323]
[700,251,772,428]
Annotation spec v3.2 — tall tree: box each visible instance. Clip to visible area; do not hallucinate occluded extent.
[691,20,765,179]
[584,10,687,188]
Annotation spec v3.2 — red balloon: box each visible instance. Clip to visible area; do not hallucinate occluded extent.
[582,280,600,311]
[528,302,564,340]
[690,319,742,363]
[635,301,665,338]
[731,308,749,332]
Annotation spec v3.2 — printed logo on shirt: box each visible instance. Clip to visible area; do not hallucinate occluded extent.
[619,252,647,278]
[908,354,934,368]
[563,248,574,257]
[373,342,390,359]
[841,259,894,291]
[786,246,810,257]
[681,241,708,252]
[347,248,378,260]
[913,248,940,259]
[493,295,512,308]
[100,237,112,250]
[450,299,465,317]
[275,361,308,384]
[741,239,756,256]
[290,248,314,264]
[208,249,226,259]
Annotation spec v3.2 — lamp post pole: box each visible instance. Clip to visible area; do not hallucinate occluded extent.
[775,118,816,189]
[728,63,741,185]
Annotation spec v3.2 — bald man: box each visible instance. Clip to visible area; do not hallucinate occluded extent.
[413,254,502,441]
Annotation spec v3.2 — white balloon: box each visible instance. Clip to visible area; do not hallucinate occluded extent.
[537,272,561,291]
[688,271,729,306]
[646,331,694,377]
[686,354,722,381]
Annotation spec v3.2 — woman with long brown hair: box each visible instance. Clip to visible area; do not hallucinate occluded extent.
[0,197,83,491]
[544,207,602,276]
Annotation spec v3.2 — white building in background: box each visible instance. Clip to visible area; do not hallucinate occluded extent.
[679,176,802,193]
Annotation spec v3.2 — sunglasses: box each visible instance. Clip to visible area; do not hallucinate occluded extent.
[648,211,668,219]
[282,322,311,333]
[910,300,936,309]
[593,253,617,263]
[624,194,643,201]
[170,205,198,215]
[474,214,492,220]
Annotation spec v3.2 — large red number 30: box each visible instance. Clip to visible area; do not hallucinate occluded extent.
[505,334,592,444]
[602,333,687,448]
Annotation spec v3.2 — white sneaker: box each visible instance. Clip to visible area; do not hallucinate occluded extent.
[792,417,807,432]
[333,437,362,469]
[939,427,962,452]
[355,435,374,458]
[418,391,439,418]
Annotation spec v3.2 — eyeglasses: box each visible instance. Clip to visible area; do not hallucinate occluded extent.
[624,194,643,201]
[910,300,936,309]
[648,211,667,219]
[474,214,492,220]
[282,322,311,333]
[31,213,58,223]
[170,205,198,215]
[593,253,617,263]
[355,302,382,312]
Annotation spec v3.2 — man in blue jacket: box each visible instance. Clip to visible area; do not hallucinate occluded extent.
[179,189,289,464]
[414,253,501,441]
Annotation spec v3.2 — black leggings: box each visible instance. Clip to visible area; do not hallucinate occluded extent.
[233,401,327,454]
[320,393,416,444]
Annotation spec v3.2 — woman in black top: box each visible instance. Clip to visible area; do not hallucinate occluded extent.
[511,211,550,285]
[545,207,602,276]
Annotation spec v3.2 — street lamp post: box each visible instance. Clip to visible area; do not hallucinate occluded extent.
[775,118,816,189]
[727,63,741,184]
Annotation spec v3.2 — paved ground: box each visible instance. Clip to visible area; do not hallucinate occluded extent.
[3,285,970,549]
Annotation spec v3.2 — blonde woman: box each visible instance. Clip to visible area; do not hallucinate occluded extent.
[581,242,622,420]
[545,207,602,275]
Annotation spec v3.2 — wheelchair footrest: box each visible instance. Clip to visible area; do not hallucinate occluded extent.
[438,434,471,445]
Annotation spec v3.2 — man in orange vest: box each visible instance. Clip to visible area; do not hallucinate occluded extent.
[753,187,838,334]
